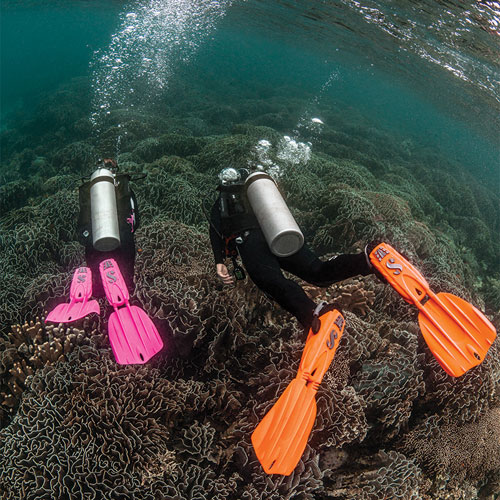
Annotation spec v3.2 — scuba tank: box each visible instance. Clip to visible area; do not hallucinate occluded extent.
[245,172,304,257]
[89,167,121,251]
[78,161,141,252]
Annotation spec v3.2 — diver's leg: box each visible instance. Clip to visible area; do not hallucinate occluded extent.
[85,246,105,298]
[114,234,136,294]
[238,230,316,328]
[279,244,371,286]
[85,236,136,298]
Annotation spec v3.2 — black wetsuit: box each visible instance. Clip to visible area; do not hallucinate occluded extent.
[77,173,139,298]
[209,184,372,329]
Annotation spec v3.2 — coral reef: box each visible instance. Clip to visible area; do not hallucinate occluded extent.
[0,318,93,427]
[0,69,498,500]
[0,347,242,500]
[352,341,425,441]
[401,407,500,482]
[323,449,429,499]
[303,276,375,316]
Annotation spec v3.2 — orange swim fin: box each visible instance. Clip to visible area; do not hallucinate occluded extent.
[252,309,345,475]
[369,242,497,377]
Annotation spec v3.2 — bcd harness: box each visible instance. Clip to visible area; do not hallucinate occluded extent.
[203,184,259,281]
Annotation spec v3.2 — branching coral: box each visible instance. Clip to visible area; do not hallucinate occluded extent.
[0,318,92,426]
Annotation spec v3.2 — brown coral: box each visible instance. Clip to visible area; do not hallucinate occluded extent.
[0,345,248,500]
[0,318,92,425]
[352,340,425,441]
[400,407,500,485]
[303,276,375,316]
[418,339,500,427]
[324,450,429,499]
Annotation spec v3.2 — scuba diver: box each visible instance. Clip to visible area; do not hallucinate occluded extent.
[207,168,497,477]
[77,158,139,297]
[208,167,374,332]
[45,158,163,365]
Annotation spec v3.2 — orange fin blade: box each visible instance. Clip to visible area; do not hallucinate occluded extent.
[252,310,345,475]
[370,243,497,377]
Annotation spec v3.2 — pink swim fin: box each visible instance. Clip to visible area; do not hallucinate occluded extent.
[46,267,100,323]
[99,258,163,364]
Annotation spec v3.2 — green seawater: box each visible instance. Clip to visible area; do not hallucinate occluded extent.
[1,0,499,182]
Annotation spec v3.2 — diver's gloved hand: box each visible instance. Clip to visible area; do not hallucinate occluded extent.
[216,263,235,285]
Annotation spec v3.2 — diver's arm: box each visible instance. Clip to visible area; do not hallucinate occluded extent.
[209,200,225,265]
[209,200,234,285]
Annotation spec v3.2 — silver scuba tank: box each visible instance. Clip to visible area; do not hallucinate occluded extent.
[245,172,304,257]
[90,168,121,251]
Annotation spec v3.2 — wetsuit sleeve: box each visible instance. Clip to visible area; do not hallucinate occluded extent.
[209,199,225,265]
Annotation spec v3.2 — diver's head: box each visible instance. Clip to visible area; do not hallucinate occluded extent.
[218,167,250,187]
[95,158,118,173]
[219,167,240,186]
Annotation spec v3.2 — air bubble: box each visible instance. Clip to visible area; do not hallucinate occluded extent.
[90,0,233,127]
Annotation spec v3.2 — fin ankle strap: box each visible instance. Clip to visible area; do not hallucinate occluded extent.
[311,301,335,334]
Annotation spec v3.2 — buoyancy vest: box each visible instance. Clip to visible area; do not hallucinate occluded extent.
[218,183,259,237]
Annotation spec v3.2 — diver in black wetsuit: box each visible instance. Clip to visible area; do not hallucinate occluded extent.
[208,167,373,330]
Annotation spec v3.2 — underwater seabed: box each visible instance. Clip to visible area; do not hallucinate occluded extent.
[0,75,499,499]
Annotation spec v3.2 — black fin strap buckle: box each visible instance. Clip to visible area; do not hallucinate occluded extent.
[311,301,328,334]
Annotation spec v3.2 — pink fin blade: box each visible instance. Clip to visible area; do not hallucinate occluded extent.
[100,258,163,364]
[46,267,100,323]
[69,267,93,301]
[108,306,163,364]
